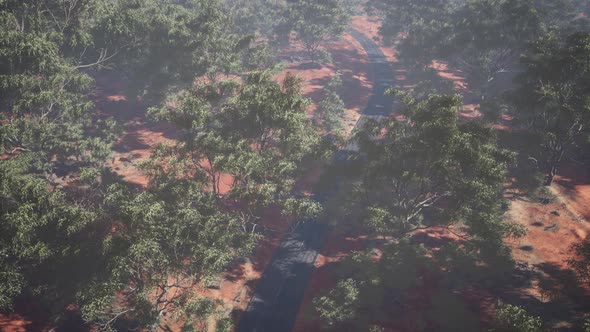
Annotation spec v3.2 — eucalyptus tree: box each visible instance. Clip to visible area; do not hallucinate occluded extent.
[0,0,121,173]
[445,0,544,98]
[313,88,519,331]
[351,90,515,243]
[78,170,256,330]
[367,0,545,99]
[317,73,347,134]
[0,155,109,313]
[511,32,590,185]
[490,304,548,332]
[288,0,351,62]
[149,70,324,234]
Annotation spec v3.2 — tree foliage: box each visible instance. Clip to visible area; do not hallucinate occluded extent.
[0,0,293,329]
[314,89,519,331]
[367,0,554,98]
[287,0,350,62]
[149,71,324,232]
[79,174,255,330]
[317,73,347,134]
[349,89,515,246]
[511,32,590,185]
[490,304,548,332]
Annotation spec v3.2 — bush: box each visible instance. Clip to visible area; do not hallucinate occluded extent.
[313,278,360,329]
[490,303,547,332]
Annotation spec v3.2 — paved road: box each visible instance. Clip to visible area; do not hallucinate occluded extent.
[236,28,395,332]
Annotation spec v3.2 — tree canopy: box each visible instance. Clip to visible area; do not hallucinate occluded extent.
[510,32,590,185]
[287,0,351,62]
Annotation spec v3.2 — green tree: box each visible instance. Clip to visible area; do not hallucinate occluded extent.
[288,0,350,63]
[317,73,347,134]
[0,0,121,173]
[445,0,544,99]
[351,89,515,246]
[0,1,281,329]
[510,32,590,185]
[313,279,360,329]
[367,0,545,99]
[78,174,256,330]
[569,237,590,283]
[149,71,324,233]
[93,0,228,97]
[490,303,548,332]
[313,89,519,331]
[0,154,112,313]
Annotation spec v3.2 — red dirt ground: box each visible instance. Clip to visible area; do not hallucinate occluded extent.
[278,32,373,134]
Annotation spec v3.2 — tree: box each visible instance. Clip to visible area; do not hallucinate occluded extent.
[0,0,121,174]
[490,303,548,332]
[0,155,108,312]
[444,0,544,99]
[0,1,126,316]
[316,73,347,134]
[288,0,350,62]
[0,0,285,329]
[366,0,456,45]
[149,71,324,234]
[349,89,515,246]
[569,237,590,284]
[313,89,520,331]
[367,0,545,99]
[313,279,360,329]
[92,0,228,97]
[366,0,457,67]
[511,32,590,185]
[78,171,256,330]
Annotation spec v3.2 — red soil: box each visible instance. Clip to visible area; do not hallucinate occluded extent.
[278,32,373,134]
[554,165,590,221]
[0,316,41,332]
[0,299,54,332]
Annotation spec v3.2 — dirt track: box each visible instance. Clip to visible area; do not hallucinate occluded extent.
[235,28,395,332]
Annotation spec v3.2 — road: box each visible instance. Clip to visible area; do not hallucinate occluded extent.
[235,28,395,332]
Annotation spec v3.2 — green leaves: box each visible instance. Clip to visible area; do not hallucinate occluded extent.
[0,154,107,313]
[84,175,257,329]
[317,73,347,134]
[490,304,547,332]
[511,32,590,184]
[288,0,351,61]
[370,0,547,98]
[151,71,321,221]
[313,278,360,328]
[352,88,513,241]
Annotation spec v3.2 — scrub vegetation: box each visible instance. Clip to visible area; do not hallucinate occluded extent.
[1,0,590,331]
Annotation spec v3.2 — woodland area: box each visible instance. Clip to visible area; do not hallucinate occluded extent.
[1,0,590,331]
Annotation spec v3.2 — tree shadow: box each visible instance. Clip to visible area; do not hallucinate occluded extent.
[495,261,590,331]
[113,130,152,153]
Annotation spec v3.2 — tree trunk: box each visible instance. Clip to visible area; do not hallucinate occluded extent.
[309,48,315,64]
[544,164,557,186]
[544,149,564,186]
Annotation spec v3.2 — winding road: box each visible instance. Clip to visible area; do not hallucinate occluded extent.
[236,28,395,332]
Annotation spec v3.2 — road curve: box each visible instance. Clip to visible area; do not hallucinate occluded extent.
[235,28,395,332]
